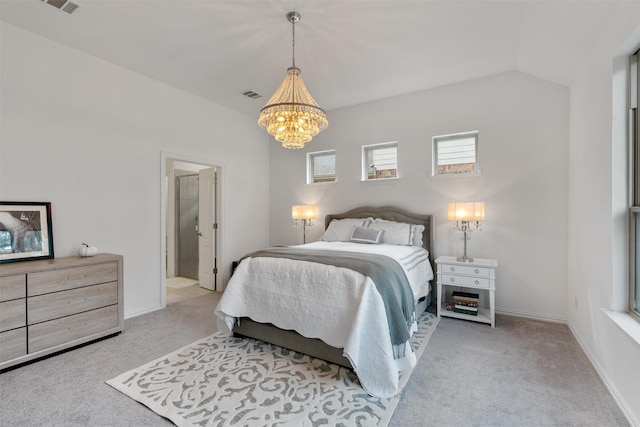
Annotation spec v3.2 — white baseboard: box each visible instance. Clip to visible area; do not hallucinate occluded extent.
[124,304,163,320]
[495,307,567,324]
[568,323,639,427]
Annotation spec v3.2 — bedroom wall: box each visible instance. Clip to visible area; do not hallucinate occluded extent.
[269,71,570,323]
[567,2,640,425]
[0,23,270,318]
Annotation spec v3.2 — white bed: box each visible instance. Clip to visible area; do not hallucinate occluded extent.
[214,206,434,398]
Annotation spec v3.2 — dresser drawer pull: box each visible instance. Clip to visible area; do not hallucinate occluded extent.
[450,277,455,282]
[450,267,455,272]
[474,280,480,285]
[474,269,479,274]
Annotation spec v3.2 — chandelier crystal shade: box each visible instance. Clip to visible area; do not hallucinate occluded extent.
[258,12,328,149]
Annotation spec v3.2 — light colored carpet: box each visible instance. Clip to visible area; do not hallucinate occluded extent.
[0,291,629,426]
[106,312,439,427]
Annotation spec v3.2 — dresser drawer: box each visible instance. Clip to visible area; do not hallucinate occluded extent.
[28,305,118,353]
[0,299,26,332]
[0,274,26,302]
[0,327,27,362]
[28,281,118,325]
[441,264,491,277]
[441,273,490,288]
[28,262,118,296]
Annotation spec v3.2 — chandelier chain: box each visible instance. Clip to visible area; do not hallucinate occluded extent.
[291,15,296,68]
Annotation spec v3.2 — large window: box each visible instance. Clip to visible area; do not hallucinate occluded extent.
[307,150,336,184]
[631,52,640,319]
[432,131,479,176]
[633,213,640,316]
[362,142,398,181]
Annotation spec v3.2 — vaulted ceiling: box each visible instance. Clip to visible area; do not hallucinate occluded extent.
[0,0,622,118]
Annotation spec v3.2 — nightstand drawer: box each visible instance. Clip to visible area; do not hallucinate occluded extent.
[441,274,490,288]
[442,264,490,277]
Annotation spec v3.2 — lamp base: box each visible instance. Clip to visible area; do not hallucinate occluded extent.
[457,256,474,263]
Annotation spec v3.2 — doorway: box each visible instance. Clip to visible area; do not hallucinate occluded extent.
[176,173,199,279]
[162,155,222,307]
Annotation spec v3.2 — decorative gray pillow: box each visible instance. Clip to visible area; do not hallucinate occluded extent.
[350,225,384,244]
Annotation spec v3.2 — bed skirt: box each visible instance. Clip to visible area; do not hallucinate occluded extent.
[233,294,431,369]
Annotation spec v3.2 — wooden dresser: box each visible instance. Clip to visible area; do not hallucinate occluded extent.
[0,253,123,370]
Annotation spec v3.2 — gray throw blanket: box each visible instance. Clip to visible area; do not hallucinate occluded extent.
[243,247,415,355]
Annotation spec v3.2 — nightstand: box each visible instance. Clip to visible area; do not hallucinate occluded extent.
[435,256,498,327]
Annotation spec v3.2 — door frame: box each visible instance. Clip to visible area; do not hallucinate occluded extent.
[160,151,225,308]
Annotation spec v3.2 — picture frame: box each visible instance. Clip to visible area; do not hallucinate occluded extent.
[0,202,54,264]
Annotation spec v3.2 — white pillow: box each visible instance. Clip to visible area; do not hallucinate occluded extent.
[350,225,384,244]
[372,219,413,246]
[412,224,425,247]
[320,218,372,242]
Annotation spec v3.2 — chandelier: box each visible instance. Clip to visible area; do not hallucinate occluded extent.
[258,11,328,149]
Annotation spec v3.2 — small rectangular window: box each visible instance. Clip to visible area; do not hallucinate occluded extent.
[362,142,398,181]
[307,150,336,184]
[433,131,479,176]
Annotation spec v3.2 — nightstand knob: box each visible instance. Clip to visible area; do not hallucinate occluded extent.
[450,277,455,282]
[450,267,455,272]
[474,269,479,274]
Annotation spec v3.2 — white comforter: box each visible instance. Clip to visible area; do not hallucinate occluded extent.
[214,241,433,398]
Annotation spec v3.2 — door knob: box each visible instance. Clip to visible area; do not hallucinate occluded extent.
[197,232,203,236]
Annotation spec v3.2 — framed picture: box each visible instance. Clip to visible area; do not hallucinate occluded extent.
[0,202,54,264]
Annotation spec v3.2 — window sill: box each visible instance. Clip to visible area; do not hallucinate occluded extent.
[430,171,482,181]
[362,177,399,182]
[602,309,640,346]
[306,180,337,186]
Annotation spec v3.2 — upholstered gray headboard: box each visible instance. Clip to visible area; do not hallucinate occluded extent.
[325,205,435,274]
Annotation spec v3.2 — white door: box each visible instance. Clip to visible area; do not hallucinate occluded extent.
[198,167,216,290]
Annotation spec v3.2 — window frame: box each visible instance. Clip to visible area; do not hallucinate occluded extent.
[432,131,480,177]
[629,52,640,321]
[306,149,336,184]
[361,141,399,181]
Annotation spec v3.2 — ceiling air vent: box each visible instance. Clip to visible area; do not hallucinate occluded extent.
[41,0,81,15]
[242,90,262,100]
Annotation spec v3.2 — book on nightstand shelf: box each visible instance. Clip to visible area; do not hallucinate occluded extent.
[455,303,478,311]
[452,291,479,316]
[454,307,478,315]
[452,291,479,302]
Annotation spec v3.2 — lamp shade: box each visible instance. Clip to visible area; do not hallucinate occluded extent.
[448,202,485,222]
[292,205,318,220]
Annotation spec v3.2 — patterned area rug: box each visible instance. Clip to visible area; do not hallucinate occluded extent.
[107,312,439,426]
